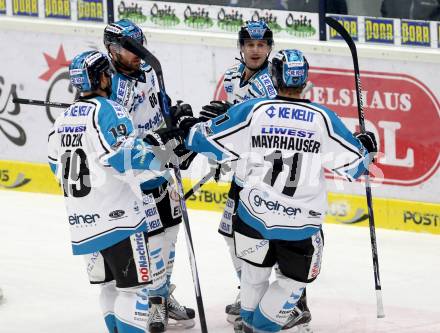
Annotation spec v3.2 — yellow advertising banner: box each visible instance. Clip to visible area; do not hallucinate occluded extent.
[1,160,438,235]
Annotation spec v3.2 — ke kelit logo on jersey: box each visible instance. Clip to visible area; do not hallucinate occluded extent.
[260,74,277,98]
[264,105,315,122]
[131,232,150,283]
[68,213,100,226]
[249,189,301,218]
[145,206,163,232]
[265,106,277,118]
[307,67,440,186]
[116,79,130,105]
[63,105,92,117]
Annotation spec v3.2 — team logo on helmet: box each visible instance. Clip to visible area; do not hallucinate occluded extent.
[271,49,309,89]
[239,20,273,46]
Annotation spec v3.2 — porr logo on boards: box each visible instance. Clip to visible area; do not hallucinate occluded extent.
[214,68,440,186]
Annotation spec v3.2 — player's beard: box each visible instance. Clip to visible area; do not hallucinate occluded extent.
[113,52,141,75]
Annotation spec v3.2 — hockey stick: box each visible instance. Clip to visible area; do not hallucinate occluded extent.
[183,165,219,200]
[325,16,385,319]
[13,97,70,108]
[15,93,216,203]
[120,37,209,333]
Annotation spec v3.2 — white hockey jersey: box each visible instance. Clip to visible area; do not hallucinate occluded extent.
[223,62,277,186]
[48,96,163,255]
[223,62,277,105]
[186,97,370,241]
[110,63,170,190]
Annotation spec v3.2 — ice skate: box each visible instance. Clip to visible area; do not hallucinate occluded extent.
[282,292,312,332]
[233,317,252,333]
[225,288,241,323]
[167,284,195,329]
[148,296,168,333]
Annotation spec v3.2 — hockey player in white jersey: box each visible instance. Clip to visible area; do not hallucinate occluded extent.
[218,20,313,331]
[103,19,195,332]
[172,49,378,332]
[48,51,185,333]
[219,20,276,324]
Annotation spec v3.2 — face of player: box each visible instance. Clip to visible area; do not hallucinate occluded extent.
[241,39,271,71]
[112,46,141,72]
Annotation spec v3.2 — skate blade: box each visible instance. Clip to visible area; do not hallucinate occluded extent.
[227,313,239,324]
[167,318,195,329]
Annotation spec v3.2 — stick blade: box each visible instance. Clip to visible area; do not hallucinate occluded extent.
[376,290,386,318]
[119,37,162,76]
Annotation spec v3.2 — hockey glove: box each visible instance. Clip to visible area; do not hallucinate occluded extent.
[144,127,185,149]
[199,100,232,122]
[355,131,378,162]
[176,149,198,170]
[171,101,200,136]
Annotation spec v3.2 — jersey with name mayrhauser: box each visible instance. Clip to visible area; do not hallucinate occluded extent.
[110,63,170,190]
[223,63,277,105]
[186,97,370,241]
[48,96,164,255]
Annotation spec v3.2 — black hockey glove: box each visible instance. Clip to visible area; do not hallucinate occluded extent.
[142,128,185,169]
[176,149,197,170]
[355,131,378,157]
[171,101,200,136]
[144,127,185,148]
[199,100,232,122]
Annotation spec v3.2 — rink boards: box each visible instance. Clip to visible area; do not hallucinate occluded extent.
[1,159,438,235]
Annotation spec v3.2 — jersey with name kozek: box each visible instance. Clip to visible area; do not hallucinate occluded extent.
[48,96,163,254]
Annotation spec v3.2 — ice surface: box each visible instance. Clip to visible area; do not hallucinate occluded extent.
[0,190,439,333]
